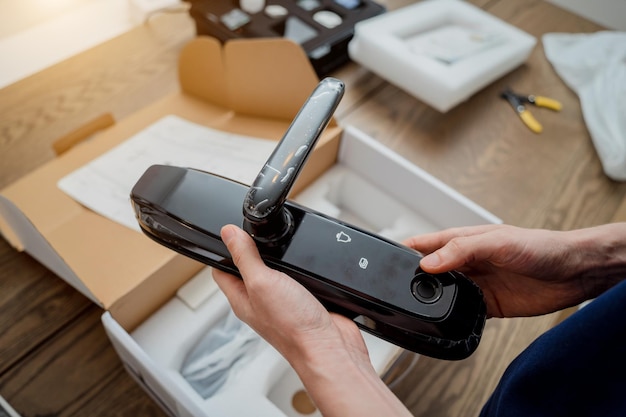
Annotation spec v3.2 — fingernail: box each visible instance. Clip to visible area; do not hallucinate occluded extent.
[221,225,237,245]
[420,252,441,269]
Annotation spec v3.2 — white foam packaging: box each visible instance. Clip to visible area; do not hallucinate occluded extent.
[348,0,537,112]
[101,125,501,417]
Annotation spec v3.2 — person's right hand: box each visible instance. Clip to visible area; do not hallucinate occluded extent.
[403,223,626,318]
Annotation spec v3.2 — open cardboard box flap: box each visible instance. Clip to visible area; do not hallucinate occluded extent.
[0,37,342,331]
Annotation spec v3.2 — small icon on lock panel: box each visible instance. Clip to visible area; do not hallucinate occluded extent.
[336,231,352,243]
[358,257,368,269]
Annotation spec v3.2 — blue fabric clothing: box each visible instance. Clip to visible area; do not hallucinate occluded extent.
[480,279,626,417]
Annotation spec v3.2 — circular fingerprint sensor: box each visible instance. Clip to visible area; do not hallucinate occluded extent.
[411,273,443,304]
[313,10,343,28]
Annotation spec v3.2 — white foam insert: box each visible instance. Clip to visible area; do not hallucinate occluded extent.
[295,166,437,242]
[112,273,398,417]
[101,125,501,417]
[348,0,536,112]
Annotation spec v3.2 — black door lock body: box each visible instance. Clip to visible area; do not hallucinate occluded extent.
[131,78,486,360]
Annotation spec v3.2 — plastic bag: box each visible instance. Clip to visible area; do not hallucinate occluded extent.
[180,310,262,398]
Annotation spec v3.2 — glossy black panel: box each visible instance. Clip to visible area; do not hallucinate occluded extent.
[280,211,456,319]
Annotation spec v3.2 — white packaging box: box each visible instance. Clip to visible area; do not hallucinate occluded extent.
[348,0,537,112]
[102,125,501,417]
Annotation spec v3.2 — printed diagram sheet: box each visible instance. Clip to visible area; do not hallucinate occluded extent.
[58,115,277,231]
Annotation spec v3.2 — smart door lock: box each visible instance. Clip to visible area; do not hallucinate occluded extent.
[130,78,486,360]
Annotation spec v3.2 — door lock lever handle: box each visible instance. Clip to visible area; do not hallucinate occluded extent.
[242,77,344,245]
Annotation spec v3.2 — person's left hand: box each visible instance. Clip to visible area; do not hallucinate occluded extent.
[212,224,368,368]
[213,225,416,417]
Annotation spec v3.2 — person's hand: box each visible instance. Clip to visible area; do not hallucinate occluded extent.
[213,225,413,417]
[404,223,626,318]
[212,224,367,365]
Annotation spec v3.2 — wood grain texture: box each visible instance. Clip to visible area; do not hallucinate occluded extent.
[0,2,624,416]
[0,303,165,416]
[0,238,91,375]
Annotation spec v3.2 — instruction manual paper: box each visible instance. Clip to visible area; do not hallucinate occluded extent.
[58,115,277,231]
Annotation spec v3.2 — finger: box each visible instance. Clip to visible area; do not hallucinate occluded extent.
[212,267,248,308]
[419,231,507,273]
[220,224,267,282]
[403,224,501,254]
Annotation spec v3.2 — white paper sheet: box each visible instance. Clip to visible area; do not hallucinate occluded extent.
[58,115,277,231]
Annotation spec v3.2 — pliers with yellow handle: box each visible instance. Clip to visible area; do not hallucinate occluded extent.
[500,88,562,134]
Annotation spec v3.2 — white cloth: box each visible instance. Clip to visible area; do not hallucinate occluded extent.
[543,31,626,181]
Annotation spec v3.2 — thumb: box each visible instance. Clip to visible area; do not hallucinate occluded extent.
[221,225,266,279]
[419,251,446,272]
[419,236,486,273]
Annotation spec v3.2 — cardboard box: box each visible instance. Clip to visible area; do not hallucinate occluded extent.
[348,0,537,112]
[100,123,501,416]
[0,37,500,417]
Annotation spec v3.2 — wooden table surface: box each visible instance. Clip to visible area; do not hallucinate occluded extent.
[1,1,624,416]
